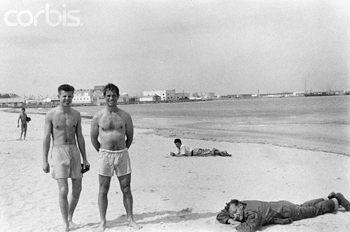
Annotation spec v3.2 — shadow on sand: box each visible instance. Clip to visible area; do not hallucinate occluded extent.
[80,208,218,230]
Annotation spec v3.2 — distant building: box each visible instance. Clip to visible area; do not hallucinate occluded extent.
[189,92,215,100]
[293,92,305,97]
[73,90,93,104]
[0,97,24,107]
[119,93,130,103]
[91,86,104,105]
[94,85,104,91]
[43,98,51,103]
[175,92,189,100]
[142,89,176,101]
[261,92,297,98]
[140,94,161,102]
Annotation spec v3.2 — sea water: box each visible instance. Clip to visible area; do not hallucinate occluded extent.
[75,95,350,156]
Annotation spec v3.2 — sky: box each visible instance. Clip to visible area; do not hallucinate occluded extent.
[0,0,349,98]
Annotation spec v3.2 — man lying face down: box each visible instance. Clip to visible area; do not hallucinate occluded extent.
[170,138,231,157]
[217,192,350,232]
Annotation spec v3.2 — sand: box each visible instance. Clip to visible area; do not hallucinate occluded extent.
[0,109,350,232]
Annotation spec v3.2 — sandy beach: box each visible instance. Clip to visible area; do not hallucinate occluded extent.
[1,109,350,232]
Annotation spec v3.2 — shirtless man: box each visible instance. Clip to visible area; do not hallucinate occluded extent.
[42,84,90,232]
[17,108,28,140]
[90,83,141,231]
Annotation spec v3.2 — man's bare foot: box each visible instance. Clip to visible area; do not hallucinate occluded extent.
[96,221,107,232]
[128,220,142,229]
[62,223,69,232]
[68,221,79,229]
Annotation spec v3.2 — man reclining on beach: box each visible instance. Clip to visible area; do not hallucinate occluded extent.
[170,138,231,157]
[216,192,350,232]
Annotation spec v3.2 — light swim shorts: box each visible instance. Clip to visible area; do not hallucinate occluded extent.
[51,144,83,179]
[98,148,131,177]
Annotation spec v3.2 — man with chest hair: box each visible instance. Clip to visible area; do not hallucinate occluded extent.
[90,83,141,231]
[43,84,90,232]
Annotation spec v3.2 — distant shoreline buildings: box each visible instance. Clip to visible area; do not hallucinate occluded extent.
[0,86,349,108]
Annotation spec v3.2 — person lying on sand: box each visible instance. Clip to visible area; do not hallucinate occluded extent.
[170,138,231,157]
[217,192,350,232]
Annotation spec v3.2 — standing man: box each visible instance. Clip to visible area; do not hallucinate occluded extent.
[90,83,141,231]
[17,107,28,140]
[43,84,90,232]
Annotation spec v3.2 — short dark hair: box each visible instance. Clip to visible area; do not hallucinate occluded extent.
[174,138,182,144]
[21,108,25,111]
[58,84,75,93]
[103,83,119,97]
[225,199,240,210]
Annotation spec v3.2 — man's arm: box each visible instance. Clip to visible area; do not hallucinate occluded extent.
[217,209,262,232]
[90,114,100,152]
[171,152,184,157]
[170,146,183,157]
[124,113,134,149]
[42,112,52,173]
[216,209,231,224]
[17,115,21,127]
[235,212,263,232]
[75,112,89,169]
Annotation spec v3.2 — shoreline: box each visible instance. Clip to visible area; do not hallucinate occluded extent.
[3,107,349,157]
[152,129,350,157]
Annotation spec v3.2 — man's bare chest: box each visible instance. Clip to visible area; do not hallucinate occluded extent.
[53,114,77,130]
[99,114,125,131]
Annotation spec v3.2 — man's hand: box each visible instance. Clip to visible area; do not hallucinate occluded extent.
[82,160,90,172]
[228,219,241,228]
[43,162,50,173]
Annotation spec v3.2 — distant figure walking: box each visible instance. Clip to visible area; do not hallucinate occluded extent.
[170,138,232,157]
[42,84,90,232]
[90,83,142,231]
[17,107,29,140]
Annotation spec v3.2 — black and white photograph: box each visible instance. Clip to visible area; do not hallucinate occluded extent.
[0,0,349,231]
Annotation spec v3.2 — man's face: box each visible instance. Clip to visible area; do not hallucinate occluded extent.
[175,142,181,149]
[228,203,244,222]
[58,90,73,107]
[105,90,119,107]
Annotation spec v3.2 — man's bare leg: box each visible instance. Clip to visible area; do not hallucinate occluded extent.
[19,127,23,140]
[23,127,27,140]
[212,148,221,156]
[97,175,111,232]
[68,178,82,228]
[57,179,69,232]
[118,174,142,229]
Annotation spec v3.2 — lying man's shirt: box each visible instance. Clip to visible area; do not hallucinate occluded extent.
[175,145,192,156]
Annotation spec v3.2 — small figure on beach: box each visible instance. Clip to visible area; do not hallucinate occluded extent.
[17,107,28,140]
[90,83,142,231]
[42,84,90,232]
[170,138,231,157]
[216,192,350,232]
